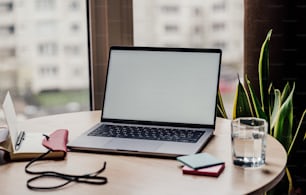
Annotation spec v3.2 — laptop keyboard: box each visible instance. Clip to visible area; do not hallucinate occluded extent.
[88,124,205,143]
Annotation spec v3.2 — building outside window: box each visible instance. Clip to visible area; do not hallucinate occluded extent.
[133,0,244,115]
[0,0,243,120]
[0,0,89,119]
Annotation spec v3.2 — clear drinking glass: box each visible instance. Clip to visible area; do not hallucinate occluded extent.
[231,117,267,168]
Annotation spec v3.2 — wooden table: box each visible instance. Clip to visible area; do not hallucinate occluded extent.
[0,111,287,195]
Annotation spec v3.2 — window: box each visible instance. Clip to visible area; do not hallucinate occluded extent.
[70,23,80,32]
[164,24,178,33]
[161,5,179,13]
[212,23,225,31]
[36,0,55,10]
[193,25,202,34]
[39,65,58,77]
[133,0,244,117]
[38,42,58,56]
[0,2,13,13]
[69,0,80,11]
[0,0,90,118]
[193,7,202,16]
[73,0,242,115]
[213,41,226,49]
[64,45,81,55]
[0,48,15,58]
[0,25,14,35]
[212,1,226,11]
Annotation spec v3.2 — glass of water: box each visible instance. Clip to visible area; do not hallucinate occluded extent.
[231,117,267,168]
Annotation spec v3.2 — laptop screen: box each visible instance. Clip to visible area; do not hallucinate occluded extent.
[102,47,221,127]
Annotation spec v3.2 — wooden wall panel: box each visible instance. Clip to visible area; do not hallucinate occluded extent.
[88,0,133,110]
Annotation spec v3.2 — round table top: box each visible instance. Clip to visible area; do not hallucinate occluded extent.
[0,111,287,195]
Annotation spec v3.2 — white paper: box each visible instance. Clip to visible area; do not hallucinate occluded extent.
[15,132,47,153]
[2,91,47,154]
[2,92,18,148]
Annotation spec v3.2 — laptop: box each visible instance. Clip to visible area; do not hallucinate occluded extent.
[68,46,222,158]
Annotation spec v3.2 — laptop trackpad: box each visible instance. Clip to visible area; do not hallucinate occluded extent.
[104,139,161,152]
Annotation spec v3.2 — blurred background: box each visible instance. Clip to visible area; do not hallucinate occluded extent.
[0,0,243,120]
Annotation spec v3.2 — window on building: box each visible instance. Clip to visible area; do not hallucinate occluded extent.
[212,23,225,31]
[213,41,226,49]
[194,7,202,16]
[0,48,15,58]
[38,42,58,56]
[69,0,80,11]
[35,0,56,10]
[212,1,226,11]
[39,65,58,77]
[164,24,178,33]
[64,45,81,55]
[70,23,80,32]
[193,25,202,34]
[0,2,13,13]
[161,5,179,13]
[0,25,14,35]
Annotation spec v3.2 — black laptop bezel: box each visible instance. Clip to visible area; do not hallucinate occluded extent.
[100,46,222,130]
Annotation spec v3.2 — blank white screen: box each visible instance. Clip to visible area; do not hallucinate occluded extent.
[103,48,221,125]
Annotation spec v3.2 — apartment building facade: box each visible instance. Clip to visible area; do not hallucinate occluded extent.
[1,0,243,96]
[133,0,243,67]
[0,0,88,95]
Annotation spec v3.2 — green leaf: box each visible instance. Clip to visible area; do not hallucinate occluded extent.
[268,83,274,122]
[287,109,306,156]
[258,29,272,114]
[286,168,293,195]
[270,89,281,133]
[232,77,254,119]
[246,76,267,120]
[274,83,295,151]
[216,89,228,118]
[217,105,227,119]
[281,82,291,104]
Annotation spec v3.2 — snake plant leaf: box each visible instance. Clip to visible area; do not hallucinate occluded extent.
[268,83,275,119]
[270,89,281,132]
[281,82,291,104]
[216,89,228,118]
[245,76,267,121]
[258,29,272,114]
[268,83,274,124]
[217,105,227,119]
[286,168,293,195]
[274,83,295,151]
[288,109,306,156]
[232,77,254,119]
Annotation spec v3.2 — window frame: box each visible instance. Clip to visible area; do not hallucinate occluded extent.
[87,0,133,110]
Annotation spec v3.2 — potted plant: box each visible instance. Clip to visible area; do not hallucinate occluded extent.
[217,29,306,194]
